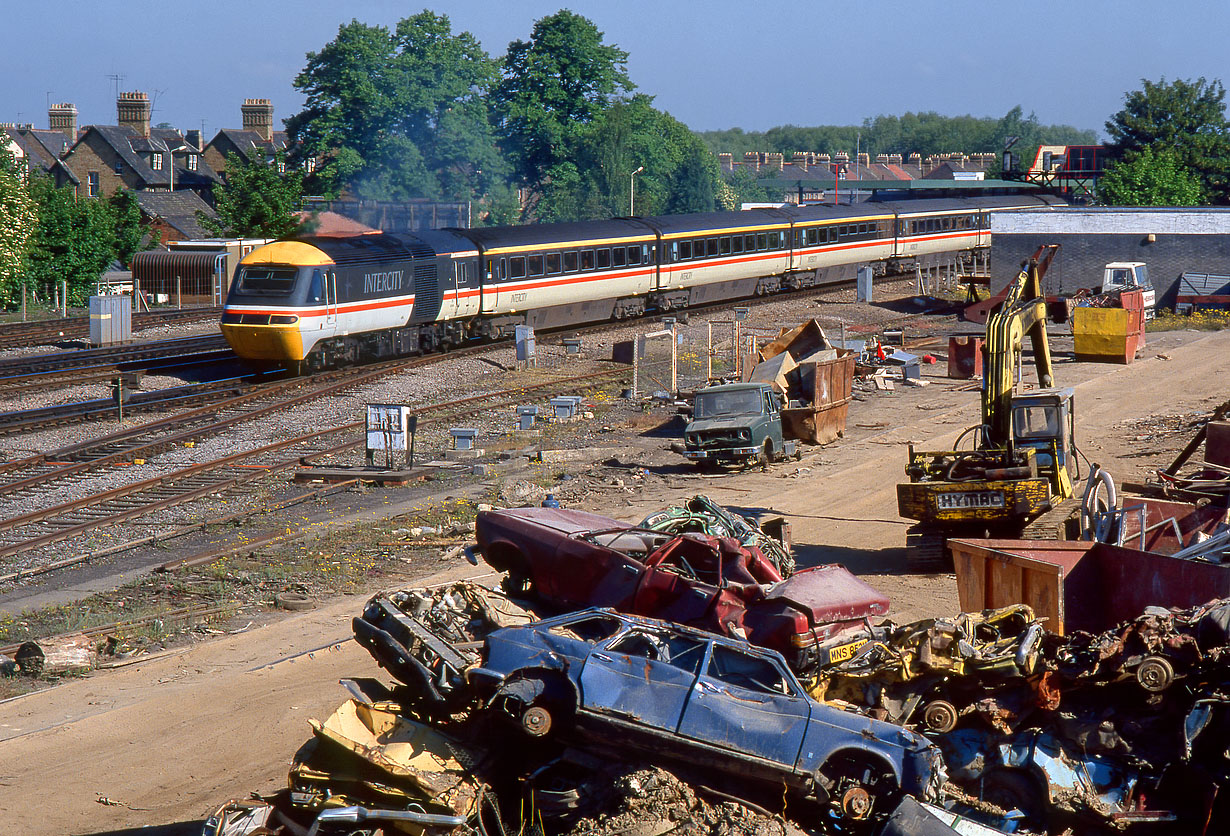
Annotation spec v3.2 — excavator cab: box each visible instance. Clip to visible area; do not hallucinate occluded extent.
[1010,387,1076,494]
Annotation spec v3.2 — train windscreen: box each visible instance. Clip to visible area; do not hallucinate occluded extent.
[237,267,299,296]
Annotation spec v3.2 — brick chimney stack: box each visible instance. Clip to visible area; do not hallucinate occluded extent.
[48,103,77,140]
[117,91,150,137]
[241,98,274,141]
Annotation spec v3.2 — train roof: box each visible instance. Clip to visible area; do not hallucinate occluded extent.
[453,217,653,250]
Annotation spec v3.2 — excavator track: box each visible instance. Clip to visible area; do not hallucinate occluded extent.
[1020,497,1082,540]
[905,526,949,572]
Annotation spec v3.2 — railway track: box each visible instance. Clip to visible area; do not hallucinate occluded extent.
[0,333,231,380]
[0,366,629,587]
[0,306,222,350]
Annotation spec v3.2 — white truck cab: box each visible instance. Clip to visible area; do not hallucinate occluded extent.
[1102,262,1155,319]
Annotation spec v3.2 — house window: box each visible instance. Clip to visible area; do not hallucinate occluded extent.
[88,172,100,197]
[277,160,286,174]
[187,155,198,171]
[152,153,163,171]
[114,161,123,175]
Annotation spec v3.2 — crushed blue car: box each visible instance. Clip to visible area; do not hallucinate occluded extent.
[467,607,946,825]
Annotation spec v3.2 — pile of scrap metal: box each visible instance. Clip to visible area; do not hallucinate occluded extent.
[637,494,796,576]
[473,505,888,673]
[809,598,1230,833]
[1143,408,1230,504]
[353,581,533,716]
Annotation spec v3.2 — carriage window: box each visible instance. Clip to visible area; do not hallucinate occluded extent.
[806,229,819,245]
[563,251,578,272]
[508,257,526,279]
[580,250,595,270]
[627,246,641,266]
[612,247,625,267]
[527,255,544,277]
[706,238,718,257]
[732,235,744,254]
[546,253,561,274]
[679,240,692,260]
[694,239,706,258]
[596,248,611,269]
[756,233,767,250]
[768,231,780,248]
[720,237,731,255]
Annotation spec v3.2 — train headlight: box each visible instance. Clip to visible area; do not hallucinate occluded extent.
[269,315,301,325]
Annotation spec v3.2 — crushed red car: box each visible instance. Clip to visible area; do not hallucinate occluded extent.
[474,507,888,672]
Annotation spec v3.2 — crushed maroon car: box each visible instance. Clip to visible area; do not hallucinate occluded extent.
[474,507,888,672]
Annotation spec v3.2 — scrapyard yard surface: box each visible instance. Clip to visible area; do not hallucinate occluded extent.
[2,320,1230,835]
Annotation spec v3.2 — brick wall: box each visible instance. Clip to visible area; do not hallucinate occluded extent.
[62,135,133,198]
[991,232,1230,308]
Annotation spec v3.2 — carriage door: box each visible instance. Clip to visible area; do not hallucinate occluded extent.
[480,256,501,314]
[325,270,338,331]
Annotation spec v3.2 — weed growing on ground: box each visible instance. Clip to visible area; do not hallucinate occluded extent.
[1148,308,1230,332]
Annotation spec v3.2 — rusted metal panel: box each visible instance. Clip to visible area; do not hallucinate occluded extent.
[950,538,1230,634]
[946,335,983,380]
[780,350,855,445]
[1115,496,1230,554]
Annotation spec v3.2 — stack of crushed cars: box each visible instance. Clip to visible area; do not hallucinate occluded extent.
[204,496,1230,836]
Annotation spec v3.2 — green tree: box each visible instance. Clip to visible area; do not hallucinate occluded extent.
[107,189,147,266]
[722,167,776,207]
[203,150,306,238]
[493,10,633,188]
[1097,145,1205,206]
[528,95,718,221]
[1105,77,1230,202]
[0,149,37,305]
[287,11,505,201]
[25,175,117,304]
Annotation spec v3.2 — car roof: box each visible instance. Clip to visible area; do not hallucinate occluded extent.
[696,382,770,394]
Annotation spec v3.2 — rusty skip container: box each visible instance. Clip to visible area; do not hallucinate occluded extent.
[949,537,1230,635]
[781,348,856,444]
[1072,288,1145,364]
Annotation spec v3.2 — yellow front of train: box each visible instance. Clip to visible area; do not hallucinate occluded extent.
[220,241,333,363]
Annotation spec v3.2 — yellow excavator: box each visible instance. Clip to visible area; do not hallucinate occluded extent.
[897,244,1079,568]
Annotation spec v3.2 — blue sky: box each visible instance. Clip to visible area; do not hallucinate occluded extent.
[3,0,1226,142]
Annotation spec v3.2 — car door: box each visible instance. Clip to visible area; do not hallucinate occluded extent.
[677,644,810,768]
[578,630,707,734]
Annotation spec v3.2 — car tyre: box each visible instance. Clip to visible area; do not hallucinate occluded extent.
[818,754,897,828]
[501,570,535,598]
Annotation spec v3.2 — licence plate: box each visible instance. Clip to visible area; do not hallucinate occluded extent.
[828,639,868,665]
[937,491,1005,510]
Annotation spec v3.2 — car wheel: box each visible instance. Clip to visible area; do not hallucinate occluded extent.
[818,754,897,827]
[495,673,574,739]
[921,699,959,734]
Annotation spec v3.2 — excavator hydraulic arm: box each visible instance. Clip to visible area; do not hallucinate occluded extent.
[983,245,1059,446]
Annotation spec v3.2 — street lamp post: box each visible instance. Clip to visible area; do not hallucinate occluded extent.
[167,143,189,192]
[630,165,643,215]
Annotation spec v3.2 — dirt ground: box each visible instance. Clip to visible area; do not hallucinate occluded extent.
[1,324,1227,836]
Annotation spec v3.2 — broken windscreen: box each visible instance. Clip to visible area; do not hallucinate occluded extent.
[694,389,764,419]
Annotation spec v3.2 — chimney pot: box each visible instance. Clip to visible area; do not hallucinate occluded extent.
[48,103,78,141]
[241,98,275,142]
[116,91,151,137]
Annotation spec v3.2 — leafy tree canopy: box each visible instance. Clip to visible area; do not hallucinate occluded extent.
[0,149,37,304]
[697,107,1096,161]
[24,174,118,304]
[1097,145,1205,206]
[530,95,717,222]
[287,11,506,201]
[493,10,633,187]
[203,150,306,239]
[1105,77,1230,202]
